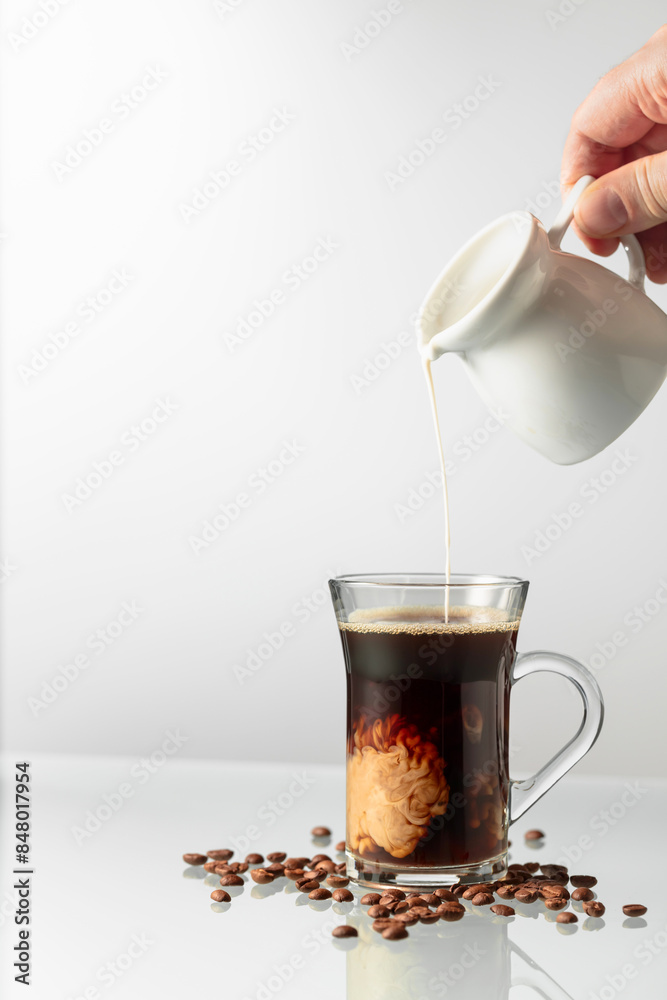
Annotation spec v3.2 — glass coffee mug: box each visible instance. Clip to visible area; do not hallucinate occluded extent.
[328,574,603,889]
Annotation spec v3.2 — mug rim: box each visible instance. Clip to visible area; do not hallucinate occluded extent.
[329,572,529,588]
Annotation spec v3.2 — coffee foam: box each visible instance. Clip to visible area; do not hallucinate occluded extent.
[340,604,520,634]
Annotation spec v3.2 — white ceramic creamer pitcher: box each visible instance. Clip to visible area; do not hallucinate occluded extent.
[419,175,667,464]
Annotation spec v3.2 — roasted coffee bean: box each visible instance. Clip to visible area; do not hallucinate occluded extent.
[250,869,274,885]
[541,885,570,900]
[570,875,597,888]
[544,898,567,911]
[463,884,493,899]
[335,841,346,853]
[219,874,244,886]
[381,888,406,900]
[309,887,332,900]
[584,901,606,917]
[311,826,331,837]
[540,864,567,875]
[372,918,393,933]
[421,893,440,907]
[406,895,428,907]
[332,888,354,903]
[420,912,440,924]
[501,873,525,885]
[514,889,538,904]
[491,904,515,917]
[571,887,594,902]
[263,863,285,877]
[451,884,468,896]
[285,868,306,881]
[471,892,494,906]
[524,862,540,873]
[496,885,517,900]
[217,861,248,874]
[210,889,231,902]
[327,876,350,889]
[361,893,382,906]
[266,851,287,863]
[556,912,578,924]
[203,861,219,873]
[314,860,337,874]
[207,849,233,861]
[437,904,465,922]
[297,879,320,892]
[525,829,545,841]
[434,888,457,901]
[332,924,357,938]
[182,853,207,866]
[309,854,331,867]
[394,911,419,925]
[408,906,432,918]
[335,863,347,874]
[284,857,310,869]
[245,853,264,864]
[307,869,327,882]
[388,899,410,914]
[622,904,647,917]
[382,923,408,940]
[368,904,391,918]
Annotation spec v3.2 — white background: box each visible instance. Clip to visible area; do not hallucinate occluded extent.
[2,0,667,779]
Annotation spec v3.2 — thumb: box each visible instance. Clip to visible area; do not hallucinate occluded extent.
[574,151,667,238]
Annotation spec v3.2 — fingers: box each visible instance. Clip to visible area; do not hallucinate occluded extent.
[561,25,667,195]
[573,150,667,239]
[638,222,667,283]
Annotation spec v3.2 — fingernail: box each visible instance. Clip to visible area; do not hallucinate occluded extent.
[576,188,628,236]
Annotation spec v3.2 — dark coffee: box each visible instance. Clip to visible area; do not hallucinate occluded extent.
[339,605,518,873]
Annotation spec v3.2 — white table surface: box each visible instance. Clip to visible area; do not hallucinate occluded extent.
[1,755,665,1000]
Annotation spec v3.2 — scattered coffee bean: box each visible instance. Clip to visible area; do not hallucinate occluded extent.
[309,887,332,900]
[451,884,468,896]
[217,861,248,874]
[544,898,567,911]
[311,826,331,837]
[420,893,440,907]
[540,865,568,877]
[387,899,410,914]
[334,863,347,874]
[471,892,494,906]
[219,874,244,886]
[525,830,545,841]
[203,861,219,873]
[182,853,207,866]
[314,860,337,874]
[438,904,465,922]
[368,904,391,918]
[501,873,525,885]
[335,841,346,853]
[250,869,274,885]
[327,876,350,889]
[420,912,441,924]
[206,849,233,861]
[307,869,327,882]
[584,901,605,917]
[394,911,419,925]
[571,887,594,902]
[372,918,393,933]
[210,889,231,902]
[263,863,285,877]
[245,853,264,865]
[622,904,647,917]
[556,912,577,924]
[491,904,515,917]
[309,854,331,866]
[297,880,320,892]
[332,925,357,938]
[266,852,287,863]
[284,857,310,869]
[434,888,457,901]
[524,862,541,873]
[514,889,538,904]
[381,888,406,900]
[463,885,493,900]
[407,906,432,918]
[285,868,306,881]
[382,923,408,940]
[541,885,570,900]
[332,888,354,903]
[361,893,382,906]
[496,885,517,900]
[570,875,597,888]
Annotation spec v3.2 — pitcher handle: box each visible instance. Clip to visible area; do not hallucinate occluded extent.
[547,174,646,291]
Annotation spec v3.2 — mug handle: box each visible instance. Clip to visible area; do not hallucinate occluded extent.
[547,173,646,291]
[510,941,577,999]
[509,649,604,823]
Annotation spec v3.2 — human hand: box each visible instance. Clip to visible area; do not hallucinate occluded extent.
[561,25,667,283]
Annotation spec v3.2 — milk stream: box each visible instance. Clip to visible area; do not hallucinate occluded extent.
[422,356,451,621]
